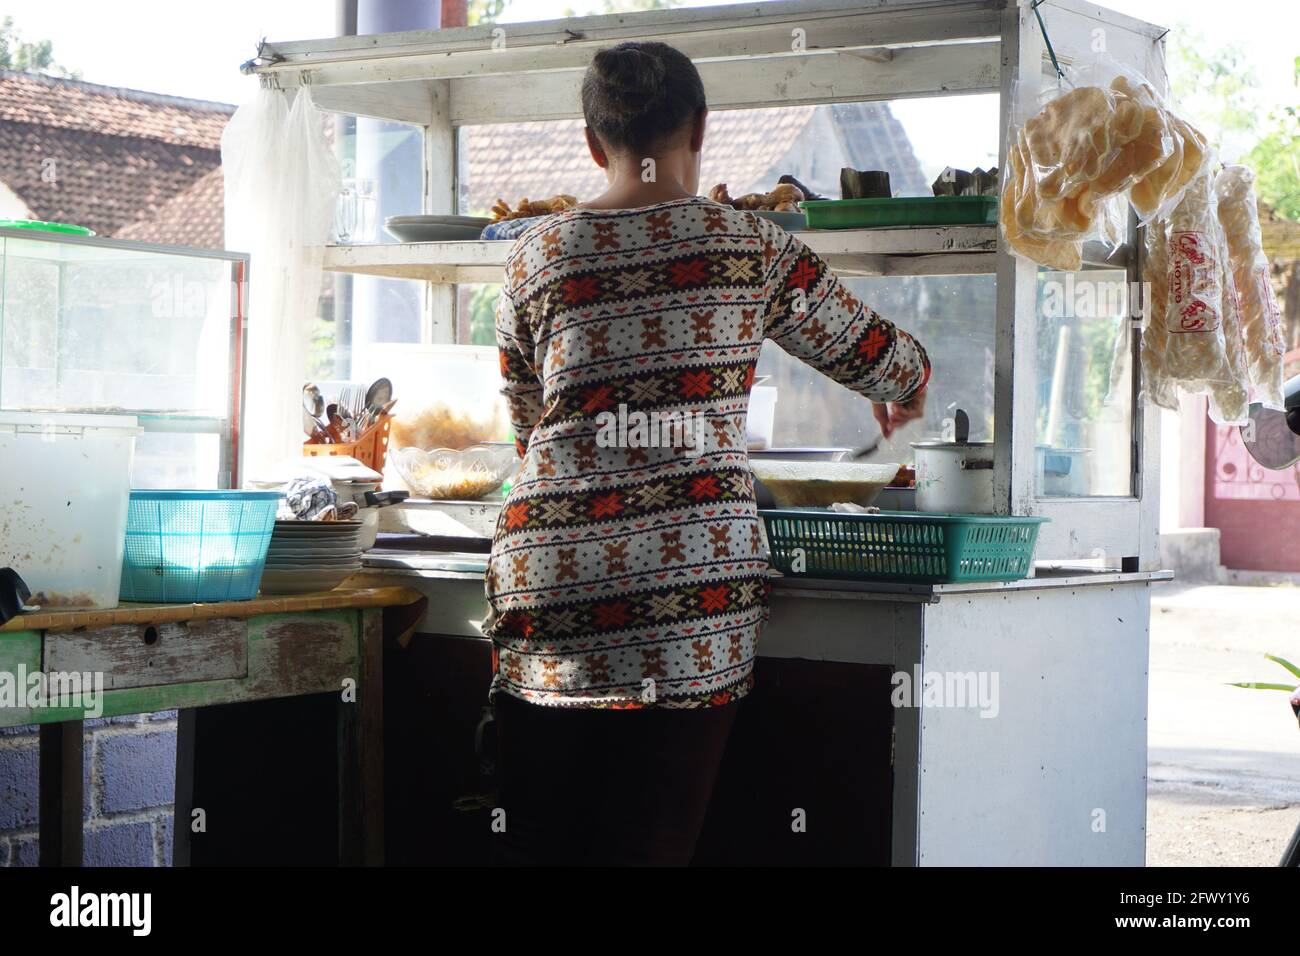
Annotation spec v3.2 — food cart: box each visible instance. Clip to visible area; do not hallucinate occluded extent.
[248,0,1174,865]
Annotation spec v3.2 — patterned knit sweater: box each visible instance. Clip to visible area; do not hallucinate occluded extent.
[485,196,930,708]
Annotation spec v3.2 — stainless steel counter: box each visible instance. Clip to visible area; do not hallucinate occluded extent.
[359,547,1173,603]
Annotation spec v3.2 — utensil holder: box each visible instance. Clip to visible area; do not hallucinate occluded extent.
[303,414,393,473]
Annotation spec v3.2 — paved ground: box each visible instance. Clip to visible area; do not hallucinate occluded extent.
[1147,583,1300,866]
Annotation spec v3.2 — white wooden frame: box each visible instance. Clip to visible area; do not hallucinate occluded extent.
[253,0,1169,568]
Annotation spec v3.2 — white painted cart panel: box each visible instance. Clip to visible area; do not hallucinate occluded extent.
[913,582,1150,865]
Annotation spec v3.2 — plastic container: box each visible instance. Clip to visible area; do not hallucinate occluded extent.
[0,218,95,236]
[0,412,141,610]
[800,196,998,229]
[760,509,1048,584]
[303,414,393,473]
[119,490,282,603]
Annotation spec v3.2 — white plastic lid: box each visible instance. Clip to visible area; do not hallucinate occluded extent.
[250,454,382,485]
[0,410,142,434]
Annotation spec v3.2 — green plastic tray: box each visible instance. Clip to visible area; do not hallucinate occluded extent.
[0,218,94,236]
[759,509,1049,584]
[801,196,997,230]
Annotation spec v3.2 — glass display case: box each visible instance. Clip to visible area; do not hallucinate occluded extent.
[0,228,248,489]
[273,0,1165,569]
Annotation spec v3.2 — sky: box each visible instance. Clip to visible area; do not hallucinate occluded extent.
[3,0,1295,174]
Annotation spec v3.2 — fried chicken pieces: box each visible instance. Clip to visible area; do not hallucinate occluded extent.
[709,182,804,213]
[490,194,580,222]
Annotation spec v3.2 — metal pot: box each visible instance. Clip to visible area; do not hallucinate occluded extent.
[910,410,995,513]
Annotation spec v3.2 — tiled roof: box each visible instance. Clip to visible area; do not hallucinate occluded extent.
[0,70,231,240]
[463,106,816,214]
[115,165,225,249]
[1,66,929,252]
[462,102,927,214]
[0,69,231,147]
[829,101,930,196]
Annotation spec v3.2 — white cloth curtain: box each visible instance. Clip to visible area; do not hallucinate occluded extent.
[221,85,340,482]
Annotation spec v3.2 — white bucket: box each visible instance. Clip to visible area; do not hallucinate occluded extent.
[0,412,141,610]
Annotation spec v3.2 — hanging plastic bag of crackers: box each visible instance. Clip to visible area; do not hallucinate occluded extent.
[1000,55,1208,271]
[1215,164,1286,410]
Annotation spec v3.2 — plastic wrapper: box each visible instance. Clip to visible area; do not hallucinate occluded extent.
[1139,218,1181,411]
[1001,59,1209,270]
[1214,164,1286,409]
[1140,160,1252,424]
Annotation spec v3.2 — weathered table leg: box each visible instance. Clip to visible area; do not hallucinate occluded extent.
[38,720,84,867]
[338,608,384,865]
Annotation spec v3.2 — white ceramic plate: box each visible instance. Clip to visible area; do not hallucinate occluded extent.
[267,542,362,557]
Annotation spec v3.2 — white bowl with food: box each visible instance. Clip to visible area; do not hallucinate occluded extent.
[750,460,901,509]
[389,443,521,501]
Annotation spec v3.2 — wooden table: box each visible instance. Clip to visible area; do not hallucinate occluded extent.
[0,586,426,867]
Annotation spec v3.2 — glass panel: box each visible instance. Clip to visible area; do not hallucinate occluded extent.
[757,274,996,459]
[0,236,232,417]
[132,432,222,489]
[456,96,1000,215]
[1033,269,1136,497]
[455,283,501,347]
[319,118,424,379]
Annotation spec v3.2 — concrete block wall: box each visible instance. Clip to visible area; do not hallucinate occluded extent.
[0,712,178,866]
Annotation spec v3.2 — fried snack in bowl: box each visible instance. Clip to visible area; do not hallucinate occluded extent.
[490,195,580,222]
[389,444,520,501]
[390,402,504,452]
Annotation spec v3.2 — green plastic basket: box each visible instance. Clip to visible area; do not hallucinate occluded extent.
[760,510,1049,584]
[800,196,997,229]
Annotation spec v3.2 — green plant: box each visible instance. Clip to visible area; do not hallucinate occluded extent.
[1247,105,1300,222]
[0,16,79,77]
[1229,653,1300,700]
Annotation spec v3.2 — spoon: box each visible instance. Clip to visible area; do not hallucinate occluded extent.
[325,403,347,443]
[303,409,330,444]
[336,402,356,442]
[363,377,392,417]
[303,383,328,431]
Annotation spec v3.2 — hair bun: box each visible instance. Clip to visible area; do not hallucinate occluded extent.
[581,41,706,153]
[591,45,666,100]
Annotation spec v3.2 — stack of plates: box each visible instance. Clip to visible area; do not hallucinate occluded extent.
[384,215,492,242]
[260,520,364,595]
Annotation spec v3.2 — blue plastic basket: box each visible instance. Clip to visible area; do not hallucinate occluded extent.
[120,490,282,603]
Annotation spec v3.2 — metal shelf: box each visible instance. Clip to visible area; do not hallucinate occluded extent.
[323,225,1129,283]
[325,225,1001,283]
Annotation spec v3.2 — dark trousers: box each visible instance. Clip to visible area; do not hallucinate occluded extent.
[492,693,738,866]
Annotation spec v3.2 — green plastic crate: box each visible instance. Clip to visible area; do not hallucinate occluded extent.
[759,509,1049,584]
[801,196,997,229]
